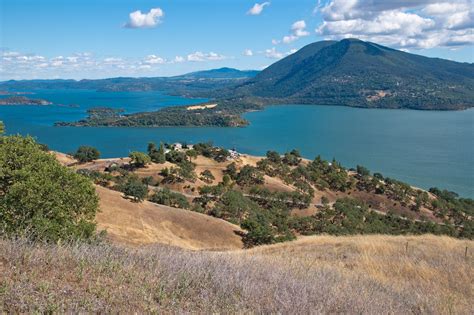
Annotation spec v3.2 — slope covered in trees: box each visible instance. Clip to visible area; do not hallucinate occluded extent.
[227,39,474,110]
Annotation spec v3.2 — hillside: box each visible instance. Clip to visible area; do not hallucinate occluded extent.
[0,68,258,95]
[229,39,474,110]
[55,141,473,248]
[175,67,259,79]
[2,235,472,313]
[94,185,243,249]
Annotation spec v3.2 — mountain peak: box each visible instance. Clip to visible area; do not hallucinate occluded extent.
[231,39,474,110]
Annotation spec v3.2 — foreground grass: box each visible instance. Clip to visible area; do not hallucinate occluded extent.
[1,235,472,313]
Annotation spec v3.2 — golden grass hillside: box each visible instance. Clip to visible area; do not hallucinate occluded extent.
[95,185,243,250]
[1,235,472,313]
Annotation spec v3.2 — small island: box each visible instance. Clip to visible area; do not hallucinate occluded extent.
[55,101,261,127]
[0,96,52,106]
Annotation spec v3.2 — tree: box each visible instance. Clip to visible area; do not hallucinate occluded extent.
[122,177,148,202]
[200,169,215,184]
[0,121,4,134]
[148,142,166,164]
[149,188,190,209]
[236,165,264,186]
[266,150,281,164]
[186,149,198,161]
[321,196,329,205]
[241,213,275,247]
[356,165,370,177]
[0,135,99,242]
[225,162,238,179]
[129,151,151,168]
[74,146,100,163]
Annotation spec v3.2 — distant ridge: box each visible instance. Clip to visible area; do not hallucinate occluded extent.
[176,67,259,79]
[229,39,474,110]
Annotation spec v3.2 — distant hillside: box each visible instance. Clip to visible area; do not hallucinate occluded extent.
[229,39,474,110]
[0,68,258,95]
[175,67,259,79]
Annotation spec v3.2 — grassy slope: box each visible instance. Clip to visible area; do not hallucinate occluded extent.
[95,185,243,250]
[1,235,472,313]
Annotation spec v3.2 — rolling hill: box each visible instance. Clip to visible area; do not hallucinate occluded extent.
[95,185,243,250]
[229,39,474,110]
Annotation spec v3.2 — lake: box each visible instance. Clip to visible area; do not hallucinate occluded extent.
[1,89,473,197]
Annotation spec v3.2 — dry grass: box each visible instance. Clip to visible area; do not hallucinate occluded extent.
[95,185,243,250]
[1,235,472,313]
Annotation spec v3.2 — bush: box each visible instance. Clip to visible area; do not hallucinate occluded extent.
[0,135,99,242]
[74,146,100,163]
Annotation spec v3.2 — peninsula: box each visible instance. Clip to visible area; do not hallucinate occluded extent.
[0,96,52,106]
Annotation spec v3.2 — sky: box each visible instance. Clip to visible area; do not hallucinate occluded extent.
[0,0,473,80]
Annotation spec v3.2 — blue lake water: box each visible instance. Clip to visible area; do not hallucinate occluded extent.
[1,89,473,197]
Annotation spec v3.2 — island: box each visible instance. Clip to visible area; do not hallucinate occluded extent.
[55,101,261,127]
[0,96,52,106]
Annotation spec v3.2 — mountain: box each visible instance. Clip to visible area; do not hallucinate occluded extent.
[175,67,259,79]
[229,39,474,110]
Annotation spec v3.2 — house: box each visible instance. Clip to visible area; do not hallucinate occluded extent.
[228,149,240,159]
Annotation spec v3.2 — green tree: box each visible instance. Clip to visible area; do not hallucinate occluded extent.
[225,162,238,179]
[186,148,198,161]
[266,150,281,164]
[0,121,4,134]
[149,188,190,209]
[129,151,151,168]
[356,165,370,177]
[236,165,264,186]
[241,213,275,247]
[121,177,148,202]
[0,135,99,242]
[74,146,100,163]
[200,169,215,184]
[148,142,166,164]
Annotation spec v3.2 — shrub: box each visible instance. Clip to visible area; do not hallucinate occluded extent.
[74,146,100,163]
[0,135,99,242]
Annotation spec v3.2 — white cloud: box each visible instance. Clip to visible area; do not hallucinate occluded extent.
[264,47,284,59]
[173,56,185,63]
[243,49,254,56]
[143,54,166,64]
[187,51,227,62]
[278,20,310,44]
[247,2,270,15]
[315,0,474,49]
[263,47,297,59]
[125,8,164,28]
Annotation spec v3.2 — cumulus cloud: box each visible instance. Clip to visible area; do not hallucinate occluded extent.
[276,20,310,44]
[243,49,254,56]
[264,47,296,59]
[187,51,227,62]
[315,0,474,49]
[0,48,229,79]
[247,2,270,15]
[173,56,185,63]
[143,54,166,64]
[125,8,164,28]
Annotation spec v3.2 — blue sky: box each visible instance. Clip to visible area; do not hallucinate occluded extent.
[1,0,473,79]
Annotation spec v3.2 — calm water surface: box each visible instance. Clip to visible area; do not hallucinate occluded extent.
[1,89,473,197]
